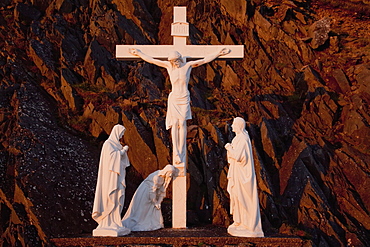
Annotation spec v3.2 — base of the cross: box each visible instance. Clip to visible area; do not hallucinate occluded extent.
[92,227,131,237]
[172,163,187,228]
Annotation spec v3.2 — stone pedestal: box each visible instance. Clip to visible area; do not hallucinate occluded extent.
[92,227,130,237]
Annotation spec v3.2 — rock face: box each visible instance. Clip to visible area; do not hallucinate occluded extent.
[1,0,369,246]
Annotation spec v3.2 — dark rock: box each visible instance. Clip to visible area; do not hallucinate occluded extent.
[61,68,81,85]
[308,17,331,49]
[355,64,370,102]
[0,0,11,8]
[57,0,76,13]
[275,5,292,23]
[116,14,153,45]
[220,0,247,24]
[61,30,85,66]
[122,111,160,178]
[113,0,158,45]
[329,35,340,53]
[301,65,326,92]
[132,63,162,101]
[14,3,41,22]
[83,39,111,84]
[29,39,58,78]
[332,69,351,93]
[1,81,100,243]
[30,21,43,38]
[61,68,84,112]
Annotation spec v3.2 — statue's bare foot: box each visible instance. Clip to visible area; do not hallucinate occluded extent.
[174,154,181,164]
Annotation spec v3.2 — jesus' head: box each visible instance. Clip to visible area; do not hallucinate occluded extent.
[168,51,183,68]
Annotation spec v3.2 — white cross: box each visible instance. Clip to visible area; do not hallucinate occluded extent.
[116,6,244,229]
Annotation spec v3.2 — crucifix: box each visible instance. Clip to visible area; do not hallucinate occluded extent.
[116,6,244,228]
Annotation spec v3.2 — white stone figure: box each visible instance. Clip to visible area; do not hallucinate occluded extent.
[225,117,264,237]
[129,48,230,165]
[92,124,131,237]
[121,164,176,231]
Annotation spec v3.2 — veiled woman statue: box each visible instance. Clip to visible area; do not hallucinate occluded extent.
[122,165,176,231]
[92,124,131,236]
[225,117,264,237]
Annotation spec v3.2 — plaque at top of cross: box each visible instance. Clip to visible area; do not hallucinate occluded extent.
[171,6,188,38]
[115,6,244,229]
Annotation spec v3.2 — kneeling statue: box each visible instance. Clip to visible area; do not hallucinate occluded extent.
[122,165,176,231]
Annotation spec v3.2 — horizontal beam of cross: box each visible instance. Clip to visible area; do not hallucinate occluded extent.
[116,45,244,60]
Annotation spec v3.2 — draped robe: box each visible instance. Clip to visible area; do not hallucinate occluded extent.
[226,120,264,237]
[92,125,130,236]
[122,165,175,231]
[165,91,191,130]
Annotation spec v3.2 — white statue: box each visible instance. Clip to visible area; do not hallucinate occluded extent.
[92,124,131,237]
[129,48,230,165]
[121,164,176,231]
[225,117,264,237]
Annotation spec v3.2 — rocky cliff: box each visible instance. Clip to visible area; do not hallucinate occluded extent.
[1,0,369,246]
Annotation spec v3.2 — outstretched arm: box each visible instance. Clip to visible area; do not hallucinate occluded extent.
[129,48,170,68]
[189,48,230,68]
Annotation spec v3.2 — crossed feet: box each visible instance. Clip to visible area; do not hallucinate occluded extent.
[174,154,182,164]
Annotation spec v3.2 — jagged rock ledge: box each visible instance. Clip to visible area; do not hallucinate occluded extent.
[50,226,311,247]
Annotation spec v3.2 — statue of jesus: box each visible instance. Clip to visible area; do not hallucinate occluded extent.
[129,48,230,165]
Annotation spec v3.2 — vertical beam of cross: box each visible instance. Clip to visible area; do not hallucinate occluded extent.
[171,7,188,228]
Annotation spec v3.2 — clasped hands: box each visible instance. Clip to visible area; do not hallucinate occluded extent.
[120,145,129,155]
